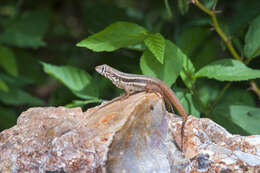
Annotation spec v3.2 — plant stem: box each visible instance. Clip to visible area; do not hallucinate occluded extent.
[164,0,173,18]
[193,0,241,61]
[192,86,208,114]
[192,0,260,111]
[182,68,207,115]
[192,0,212,15]
[205,82,231,117]
[249,80,260,99]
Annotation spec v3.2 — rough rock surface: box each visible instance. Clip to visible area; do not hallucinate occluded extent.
[0,92,259,172]
[170,115,260,172]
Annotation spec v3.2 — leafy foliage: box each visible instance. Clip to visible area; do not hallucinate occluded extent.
[144,33,165,64]
[196,59,260,81]
[0,87,44,106]
[140,40,184,86]
[77,22,148,51]
[0,9,50,48]
[0,46,17,76]
[177,0,189,15]
[0,0,260,136]
[244,14,260,58]
[41,62,92,91]
[180,56,196,90]
[0,80,8,92]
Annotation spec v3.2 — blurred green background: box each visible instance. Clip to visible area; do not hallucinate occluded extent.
[0,0,260,135]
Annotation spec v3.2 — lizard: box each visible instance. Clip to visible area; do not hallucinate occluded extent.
[95,64,188,151]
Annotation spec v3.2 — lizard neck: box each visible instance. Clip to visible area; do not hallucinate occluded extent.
[106,67,159,91]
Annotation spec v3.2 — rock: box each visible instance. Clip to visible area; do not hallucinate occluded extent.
[170,113,260,172]
[0,92,260,172]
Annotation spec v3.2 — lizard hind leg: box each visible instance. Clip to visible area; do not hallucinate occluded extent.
[145,83,174,113]
[145,83,163,96]
[164,97,174,113]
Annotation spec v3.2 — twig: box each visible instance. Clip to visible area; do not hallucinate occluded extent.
[206,83,231,117]
[249,80,260,99]
[192,0,241,61]
[191,0,260,108]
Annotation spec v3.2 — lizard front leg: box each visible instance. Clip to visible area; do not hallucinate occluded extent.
[122,88,144,100]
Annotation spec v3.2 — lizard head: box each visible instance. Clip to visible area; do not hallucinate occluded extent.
[95,64,108,76]
[95,64,121,87]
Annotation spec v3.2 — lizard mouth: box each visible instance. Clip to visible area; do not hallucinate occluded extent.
[95,64,108,75]
[95,65,103,74]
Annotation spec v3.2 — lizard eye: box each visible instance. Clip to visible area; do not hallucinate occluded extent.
[101,66,105,73]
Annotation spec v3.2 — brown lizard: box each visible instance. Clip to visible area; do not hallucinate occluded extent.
[95,64,188,151]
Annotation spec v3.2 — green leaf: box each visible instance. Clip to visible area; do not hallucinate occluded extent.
[177,0,189,15]
[48,86,76,106]
[232,37,244,57]
[228,1,260,35]
[195,59,260,81]
[215,105,260,135]
[65,99,102,108]
[0,9,50,48]
[144,33,165,64]
[140,40,184,86]
[0,73,33,88]
[71,80,100,100]
[127,43,146,51]
[175,89,200,117]
[0,107,17,130]
[210,87,256,135]
[230,105,260,134]
[217,88,255,107]
[16,50,45,84]
[195,79,257,135]
[193,38,219,69]
[77,22,148,52]
[244,14,260,58]
[176,26,218,69]
[41,62,92,91]
[212,106,249,135]
[195,79,220,109]
[0,87,44,106]
[0,46,18,76]
[197,80,255,115]
[180,56,196,89]
[0,79,8,92]
[177,27,209,56]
